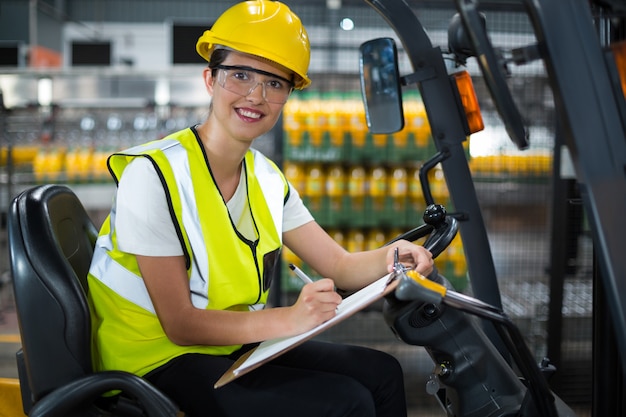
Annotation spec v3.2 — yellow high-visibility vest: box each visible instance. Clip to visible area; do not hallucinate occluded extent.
[88,127,287,376]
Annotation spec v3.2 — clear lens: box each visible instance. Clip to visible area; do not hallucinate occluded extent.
[217,66,292,104]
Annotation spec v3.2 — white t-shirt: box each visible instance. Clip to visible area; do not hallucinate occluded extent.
[115,157,313,256]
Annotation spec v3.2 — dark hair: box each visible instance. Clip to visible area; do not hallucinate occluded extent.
[208,48,230,77]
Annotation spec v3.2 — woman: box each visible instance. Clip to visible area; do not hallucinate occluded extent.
[88,1,434,416]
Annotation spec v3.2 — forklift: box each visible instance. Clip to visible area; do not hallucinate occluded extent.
[358,0,626,415]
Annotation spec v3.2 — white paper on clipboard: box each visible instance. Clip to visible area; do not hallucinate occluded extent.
[214,272,398,388]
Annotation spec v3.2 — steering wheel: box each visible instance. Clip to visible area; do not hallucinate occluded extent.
[454,0,530,150]
[387,204,458,259]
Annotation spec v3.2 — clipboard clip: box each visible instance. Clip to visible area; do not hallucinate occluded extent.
[387,247,410,285]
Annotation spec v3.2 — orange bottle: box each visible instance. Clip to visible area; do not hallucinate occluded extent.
[367,166,388,221]
[347,230,365,253]
[366,228,387,251]
[326,164,346,224]
[347,166,366,225]
[284,162,305,193]
[304,163,325,219]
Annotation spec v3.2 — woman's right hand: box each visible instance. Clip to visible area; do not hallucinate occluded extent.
[289,278,342,334]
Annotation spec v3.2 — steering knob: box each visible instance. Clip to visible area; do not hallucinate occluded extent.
[423,204,447,228]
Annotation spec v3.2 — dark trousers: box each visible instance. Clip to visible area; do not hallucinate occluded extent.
[145,340,408,417]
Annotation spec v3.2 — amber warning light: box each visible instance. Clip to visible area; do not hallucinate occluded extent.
[452,70,485,135]
[610,40,626,99]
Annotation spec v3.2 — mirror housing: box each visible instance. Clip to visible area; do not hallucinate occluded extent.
[359,38,404,134]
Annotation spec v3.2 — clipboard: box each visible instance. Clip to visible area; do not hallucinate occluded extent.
[214,272,399,388]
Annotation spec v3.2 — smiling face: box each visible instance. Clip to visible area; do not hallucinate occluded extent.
[203,51,293,147]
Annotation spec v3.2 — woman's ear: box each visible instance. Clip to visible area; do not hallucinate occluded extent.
[203,67,215,96]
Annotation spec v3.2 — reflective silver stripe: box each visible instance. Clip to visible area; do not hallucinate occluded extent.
[90,245,156,313]
[89,182,157,312]
[165,144,210,309]
[95,203,115,252]
[251,149,284,241]
[123,138,180,154]
[88,140,184,313]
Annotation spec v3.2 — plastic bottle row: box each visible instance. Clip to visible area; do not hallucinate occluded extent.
[1,106,206,183]
[281,228,468,293]
[282,92,554,178]
[30,145,112,183]
[283,91,434,164]
[469,152,553,180]
[284,161,450,228]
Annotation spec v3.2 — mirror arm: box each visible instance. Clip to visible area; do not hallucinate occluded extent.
[400,66,437,87]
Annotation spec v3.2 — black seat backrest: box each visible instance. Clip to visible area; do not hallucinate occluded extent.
[8,184,99,403]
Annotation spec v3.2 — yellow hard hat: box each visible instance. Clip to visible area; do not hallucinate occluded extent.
[196,0,311,89]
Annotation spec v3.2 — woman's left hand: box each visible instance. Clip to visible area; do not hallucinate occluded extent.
[386,240,434,276]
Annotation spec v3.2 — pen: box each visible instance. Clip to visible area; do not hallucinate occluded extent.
[289,263,314,284]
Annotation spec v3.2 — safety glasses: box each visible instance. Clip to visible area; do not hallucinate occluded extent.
[215,65,294,104]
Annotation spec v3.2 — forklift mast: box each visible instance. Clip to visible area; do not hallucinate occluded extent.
[363,0,509,359]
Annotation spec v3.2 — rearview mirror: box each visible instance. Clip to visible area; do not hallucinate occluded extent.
[359,38,404,134]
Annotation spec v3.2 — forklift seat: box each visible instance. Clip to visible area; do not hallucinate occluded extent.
[8,184,181,417]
